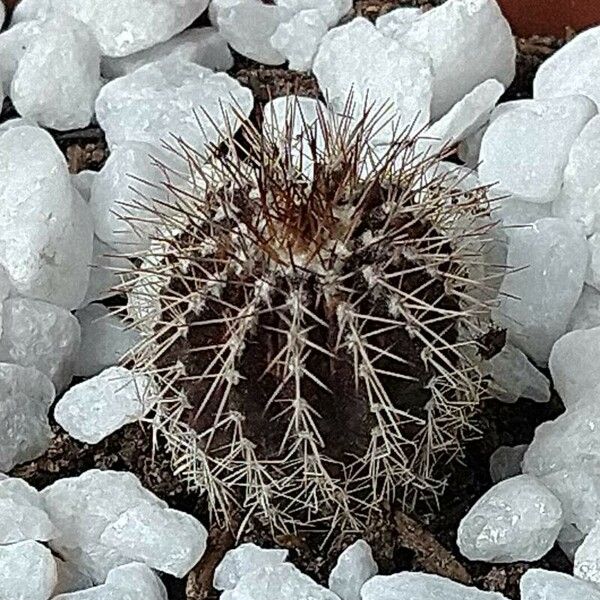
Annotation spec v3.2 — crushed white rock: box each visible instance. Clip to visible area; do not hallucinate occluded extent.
[328,540,378,600]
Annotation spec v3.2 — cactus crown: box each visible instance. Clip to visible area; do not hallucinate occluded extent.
[126,98,494,534]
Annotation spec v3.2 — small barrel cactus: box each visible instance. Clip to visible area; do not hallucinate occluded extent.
[125,97,494,533]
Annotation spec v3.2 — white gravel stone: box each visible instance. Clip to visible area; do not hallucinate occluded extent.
[483,343,551,404]
[361,573,509,600]
[457,474,563,562]
[9,0,52,23]
[458,125,486,169]
[0,127,94,309]
[0,541,57,600]
[11,14,101,130]
[587,234,600,291]
[0,297,81,392]
[479,96,596,203]
[54,366,153,445]
[275,0,351,26]
[214,0,290,65]
[314,17,433,142]
[568,286,600,331]
[0,477,56,544]
[375,7,422,38]
[423,78,504,154]
[0,363,55,472]
[214,543,289,591]
[42,469,168,583]
[380,0,515,119]
[72,171,97,202]
[549,326,600,407]
[553,116,600,233]
[489,445,528,483]
[270,10,328,71]
[75,303,140,378]
[524,397,600,478]
[540,468,600,538]
[49,0,210,57]
[328,540,378,600]
[534,27,600,107]
[101,27,233,79]
[520,569,600,600]
[0,19,44,89]
[221,563,339,600]
[100,503,208,577]
[89,142,167,253]
[54,563,167,600]
[95,58,253,152]
[81,239,133,308]
[494,218,588,366]
[0,3,4,27]
[574,523,600,585]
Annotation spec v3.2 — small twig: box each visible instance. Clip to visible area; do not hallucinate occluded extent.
[393,510,472,585]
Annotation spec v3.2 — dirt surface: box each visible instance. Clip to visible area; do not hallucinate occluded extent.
[1,2,572,599]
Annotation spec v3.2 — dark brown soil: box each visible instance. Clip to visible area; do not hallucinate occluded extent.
[1,2,572,599]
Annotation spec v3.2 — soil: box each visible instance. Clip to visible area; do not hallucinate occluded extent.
[0,2,574,599]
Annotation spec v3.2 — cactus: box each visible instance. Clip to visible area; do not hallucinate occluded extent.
[124,97,495,533]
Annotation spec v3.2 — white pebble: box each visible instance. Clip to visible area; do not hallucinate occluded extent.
[479,96,596,203]
[520,568,600,600]
[574,523,600,585]
[95,58,253,152]
[54,366,153,445]
[0,363,55,472]
[568,286,600,332]
[0,541,57,600]
[457,474,563,562]
[101,27,233,79]
[328,540,378,600]
[11,14,101,130]
[0,297,81,392]
[214,543,289,591]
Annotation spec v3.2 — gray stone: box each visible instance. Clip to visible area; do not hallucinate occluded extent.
[549,326,600,407]
[11,14,101,130]
[9,0,52,24]
[0,363,55,472]
[51,0,210,57]
[275,0,351,26]
[54,559,94,595]
[100,503,208,577]
[587,234,600,291]
[489,445,528,483]
[361,573,509,600]
[0,127,93,309]
[95,58,253,152]
[379,0,516,119]
[75,303,140,378]
[214,543,289,591]
[534,27,600,108]
[0,297,81,392]
[328,540,378,600]
[214,0,290,65]
[42,469,167,583]
[483,343,550,404]
[221,563,339,600]
[313,17,433,142]
[101,27,233,79]
[553,115,600,233]
[0,541,57,600]
[0,477,56,544]
[568,286,600,331]
[375,7,422,38]
[54,366,152,445]
[479,96,596,203]
[520,569,600,600]
[457,474,563,562]
[71,171,97,202]
[495,218,588,365]
[493,196,552,227]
